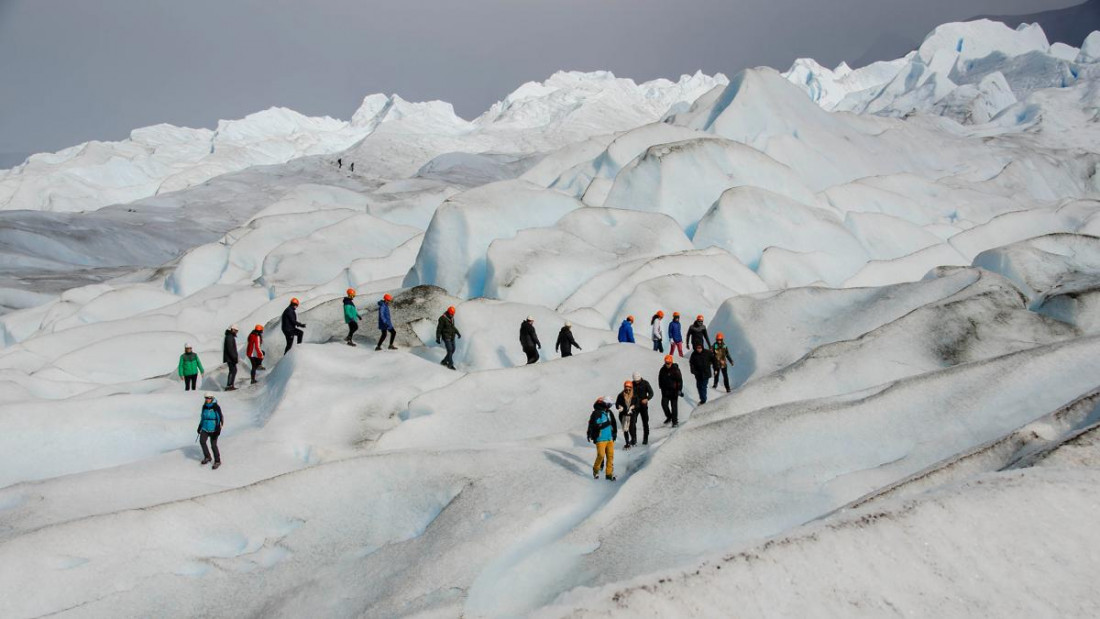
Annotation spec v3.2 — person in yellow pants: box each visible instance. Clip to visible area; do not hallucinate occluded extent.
[587,396,618,481]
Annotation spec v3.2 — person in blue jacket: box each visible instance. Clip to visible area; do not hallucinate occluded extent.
[587,396,618,481]
[376,293,397,350]
[197,392,224,469]
[668,312,684,357]
[617,315,635,343]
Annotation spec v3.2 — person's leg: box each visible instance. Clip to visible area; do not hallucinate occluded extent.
[593,443,605,478]
[561,349,571,358]
[619,412,630,446]
[387,328,397,349]
[443,338,456,367]
[671,394,679,426]
[524,347,537,364]
[639,408,650,444]
[199,432,211,463]
[250,358,260,383]
[295,328,303,344]
[347,321,358,342]
[210,433,221,463]
[284,332,294,354]
[376,330,386,350]
[673,341,684,357]
[226,363,237,389]
[605,442,615,479]
[186,374,197,390]
[712,367,719,388]
[696,377,707,404]
[661,391,672,422]
[721,367,731,392]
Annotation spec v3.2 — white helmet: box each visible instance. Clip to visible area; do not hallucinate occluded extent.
[203,392,214,399]
[230,324,239,331]
[564,321,572,328]
[527,315,534,321]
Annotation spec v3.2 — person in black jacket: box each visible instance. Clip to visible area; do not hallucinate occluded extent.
[520,316,541,364]
[686,315,711,351]
[658,355,684,426]
[689,343,717,404]
[222,325,239,391]
[436,306,461,369]
[615,380,639,449]
[281,297,306,354]
[555,322,582,357]
[631,372,654,445]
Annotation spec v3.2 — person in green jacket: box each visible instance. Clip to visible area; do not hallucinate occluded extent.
[178,343,204,391]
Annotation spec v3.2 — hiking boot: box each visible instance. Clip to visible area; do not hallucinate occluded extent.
[623,444,631,450]
[200,458,211,465]
[212,462,221,470]
[225,385,236,391]
[347,340,357,347]
[388,344,398,350]
[606,475,617,481]
[593,470,599,479]
[250,379,258,385]
[671,422,679,428]
[375,344,383,351]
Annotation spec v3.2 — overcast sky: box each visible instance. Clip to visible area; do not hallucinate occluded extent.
[0,0,1085,162]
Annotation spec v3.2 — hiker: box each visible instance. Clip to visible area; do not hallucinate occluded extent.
[556,322,582,357]
[668,312,685,357]
[436,306,460,370]
[632,371,655,445]
[689,342,717,404]
[616,380,639,449]
[687,315,711,351]
[178,344,204,391]
[520,316,541,364]
[376,293,397,350]
[617,315,635,343]
[343,289,360,346]
[587,396,618,481]
[281,298,306,354]
[247,325,264,384]
[658,354,684,427]
[337,158,342,169]
[222,325,239,391]
[349,162,355,172]
[712,332,735,392]
[197,392,224,469]
[650,311,665,352]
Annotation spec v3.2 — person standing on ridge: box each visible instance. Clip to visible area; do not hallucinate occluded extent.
[555,322,582,357]
[376,293,397,350]
[690,342,717,404]
[178,344,204,391]
[587,396,618,481]
[247,325,264,384]
[687,314,711,351]
[520,316,541,364]
[436,306,460,370]
[197,392,224,469]
[668,312,685,358]
[650,311,665,352]
[349,162,355,172]
[631,371,655,445]
[337,158,342,169]
[343,289,361,346]
[617,315,635,343]
[712,332,735,393]
[616,380,639,449]
[222,325,239,391]
[658,354,684,426]
[281,298,306,354]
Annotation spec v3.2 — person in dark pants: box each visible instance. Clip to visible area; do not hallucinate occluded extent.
[436,306,461,369]
[349,162,354,172]
[631,372,655,445]
[555,322,582,357]
[687,315,711,351]
[650,311,665,352]
[376,293,397,350]
[281,297,306,354]
[337,158,342,169]
[712,332,735,392]
[197,392,224,469]
[343,289,361,346]
[689,343,717,404]
[616,380,639,449]
[178,344,204,391]
[246,325,264,384]
[223,325,239,391]
[520,316,541,364]
[658,354,684,427]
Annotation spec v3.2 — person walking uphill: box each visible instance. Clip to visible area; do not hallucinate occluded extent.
[197,393,224,469]
[690,343,717,404]
[668,312,685,358]
[658,354,684,426]
[650,311,665,352]
[631,372,655,445]
[178,344,204,391]
[587,397,618,481]
[616,380,639,449]
[376,293,397,350]
[520,316,541,364]
[618,316,635,343]
[247,325,264,384]
[556,322,582,357]
[712,333,735,393]
[281,298,306,354]
[223,325,239,390]
[343,289,360,346]
[687,315,711,351]
[436,306,460,370]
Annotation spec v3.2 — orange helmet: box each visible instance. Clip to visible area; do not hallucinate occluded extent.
[383,293,393,302]
[664,354,673,363]
[290,297,300,306]
[623,380,632,387]
[627,315,634,322]
[696,314,704,321]
[447,306,456,315]
[673,312,680,317]
[255,324,264,332]
[716,332,724,340]
[657,311,664,318]
[347,288,356,296]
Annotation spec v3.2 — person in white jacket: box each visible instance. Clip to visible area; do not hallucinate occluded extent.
[650,311,665,352]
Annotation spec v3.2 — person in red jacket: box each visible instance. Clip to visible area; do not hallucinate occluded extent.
[247,325,265,384]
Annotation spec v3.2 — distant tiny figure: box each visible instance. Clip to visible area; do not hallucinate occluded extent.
[337,158,343,169]
[555,321,582,357]
[349,162,355,172]
[712,332,735,393]
[687,314,711,351]
[650,311,665,352]
[587,397,618,481]
[376,293,397,350]
[281,297,306,354]
[658,354,684,427]
[178,343,204,391]
[344,289,360,346]
[436,306,461,370]
[668,312,684,357]
[689,343,717,404]
[616,380,639,449]
[247,325,265,384]
[223,324,239,391]
[197,392,224,469]
[520,316,541,364]
[617,315,635,343]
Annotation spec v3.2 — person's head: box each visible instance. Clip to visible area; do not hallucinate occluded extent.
[695,343,703,352]
[290,297,300,307]
[347,288,356,298]
[203,392,214,403]
[564,321,572,329]
[623,380,633,391]
[383,293,393,303]
[696,314,704,322]
[255,324,264,332]
[184,343,192,352]
[716,333,724,342]
[595,396,611,410]
[446,306,456,316]
[632,372,641,382]
[626,315,634,323]
[526,315,534,323]
[657,310,664,318]
[229,324,238,333]
[673,312,680,320]
[664,354,673,366]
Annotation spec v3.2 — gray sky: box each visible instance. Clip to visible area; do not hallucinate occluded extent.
[0,0,1085,162]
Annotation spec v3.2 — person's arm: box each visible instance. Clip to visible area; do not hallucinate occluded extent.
[572,333,581,350]
[216,404,224,431]
[178,355,185,377]
[197,356,204,374]
[436,318,443,344]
